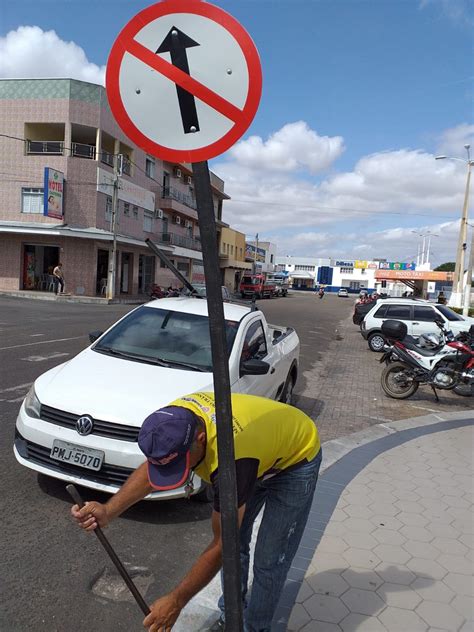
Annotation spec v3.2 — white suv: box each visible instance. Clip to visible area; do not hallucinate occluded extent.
[361,298,474,352]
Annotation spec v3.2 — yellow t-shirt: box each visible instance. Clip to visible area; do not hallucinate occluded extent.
[168,392,321,509]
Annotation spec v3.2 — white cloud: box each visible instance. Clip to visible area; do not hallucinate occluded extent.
[0,26,105,85]
[436,123,474,158]
[218,133,465,235]
[229,121,345,174]
[419,0,474,28]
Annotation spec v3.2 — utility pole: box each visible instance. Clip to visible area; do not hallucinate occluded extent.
[452,162,471,306]
[107,154,122,300]
[252,233,258,274]
[463,226,474,316]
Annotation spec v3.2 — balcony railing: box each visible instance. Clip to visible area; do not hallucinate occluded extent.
[157,232,202,251]
[27,140,64,155]
[162,186,197,210]
[100,150,115,167]
[71,142,96,159]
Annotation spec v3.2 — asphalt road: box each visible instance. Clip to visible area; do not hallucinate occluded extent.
[0,292,350,632]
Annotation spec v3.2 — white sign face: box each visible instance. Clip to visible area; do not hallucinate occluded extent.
[106,0,262,163]
[97,168,155,212]
[119,14,248,152]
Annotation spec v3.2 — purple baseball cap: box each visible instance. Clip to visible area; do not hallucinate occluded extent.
[138,406,198,490]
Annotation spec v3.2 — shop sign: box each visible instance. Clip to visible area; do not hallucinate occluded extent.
[354,260,367,269]
[44,168,64,219]
[245,243,266,262]
[97,168,155,212]
[375,270,453,281]
[335,260,354,268]
[378,261,416,271]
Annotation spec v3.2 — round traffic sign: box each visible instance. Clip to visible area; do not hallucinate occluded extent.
[106,0,262,163]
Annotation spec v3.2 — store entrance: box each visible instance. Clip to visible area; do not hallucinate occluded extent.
[22,244,60,291]
[96,249,109,295]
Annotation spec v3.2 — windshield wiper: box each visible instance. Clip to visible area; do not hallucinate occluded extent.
[159,359,209,372]
[94,347,170,367]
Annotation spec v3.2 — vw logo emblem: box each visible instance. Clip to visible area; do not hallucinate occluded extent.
[76,415,94,436]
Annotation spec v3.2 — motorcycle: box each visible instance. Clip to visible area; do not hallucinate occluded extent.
[149,284,166,300]
[379,319,474,400]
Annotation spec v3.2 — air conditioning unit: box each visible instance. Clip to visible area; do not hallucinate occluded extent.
[185,175,192,185]
[185,220,193,228]
[155,209,163,219]
[174,167,182,178]
[173,215,181,225]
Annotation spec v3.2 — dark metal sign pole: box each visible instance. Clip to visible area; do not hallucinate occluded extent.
[192,160,243,631]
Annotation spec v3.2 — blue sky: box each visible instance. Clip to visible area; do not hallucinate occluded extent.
[1,0,473,264]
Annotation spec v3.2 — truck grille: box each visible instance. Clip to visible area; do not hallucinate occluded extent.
[41,405,140,442]
[17,434,133,487]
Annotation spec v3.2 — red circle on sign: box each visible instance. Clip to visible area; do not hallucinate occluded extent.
[106,0,262,163]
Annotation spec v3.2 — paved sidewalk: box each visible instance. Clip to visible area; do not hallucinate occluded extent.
[277,417,474,632]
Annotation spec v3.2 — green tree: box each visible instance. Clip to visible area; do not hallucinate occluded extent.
[434,262,455,272]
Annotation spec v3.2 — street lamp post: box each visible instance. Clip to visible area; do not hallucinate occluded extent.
[435,145,474,308]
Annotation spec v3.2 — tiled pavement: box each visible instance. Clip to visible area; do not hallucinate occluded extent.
[278,422,474,632]
[294,310,473,443]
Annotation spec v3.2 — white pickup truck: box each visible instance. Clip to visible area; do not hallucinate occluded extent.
[14,298,299,500]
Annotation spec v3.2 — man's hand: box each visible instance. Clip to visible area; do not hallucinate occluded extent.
[143,592,183,631]
[70,501,109,531]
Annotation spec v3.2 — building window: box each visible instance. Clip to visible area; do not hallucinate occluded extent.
[133,205,138,219]
[105,196,112,222]
[21,188,44,214]
[240,248,243,258]
[295,265,313,271]
[230,245,234,255]
[145,155,155,179]
[143,212,153,233]
[340,267,353,274]
[124,202,130,216]
[270,254,274,263]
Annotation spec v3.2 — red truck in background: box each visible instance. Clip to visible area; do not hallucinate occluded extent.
[239,273,276,299]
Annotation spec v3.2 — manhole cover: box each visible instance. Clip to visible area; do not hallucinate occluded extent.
[91,564,154,603]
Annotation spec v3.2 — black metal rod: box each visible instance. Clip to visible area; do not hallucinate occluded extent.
[192,160,243,631]
[66,484,151,617]
[145,238,198,295]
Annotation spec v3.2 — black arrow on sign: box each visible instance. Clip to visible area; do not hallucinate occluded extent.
[156,27,201,134]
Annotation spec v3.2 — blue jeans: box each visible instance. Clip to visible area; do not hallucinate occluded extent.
[218,449,322,632]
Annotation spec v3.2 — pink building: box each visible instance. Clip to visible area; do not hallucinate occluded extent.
[0,78,229,298]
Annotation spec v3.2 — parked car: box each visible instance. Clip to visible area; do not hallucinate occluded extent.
[338,288,349,297]
[189,283,231,301]
[361,298,474,352]
[353,299,379,325]
[14,298,299,501]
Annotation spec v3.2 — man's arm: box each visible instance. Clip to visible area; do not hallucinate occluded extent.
[143,505,246,631]
[71,461,152,530]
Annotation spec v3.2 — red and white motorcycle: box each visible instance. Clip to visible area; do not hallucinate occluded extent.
[379,319,474,399]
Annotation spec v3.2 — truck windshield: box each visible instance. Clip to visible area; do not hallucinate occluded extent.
[242,276,258,285]
[93,306,239,372]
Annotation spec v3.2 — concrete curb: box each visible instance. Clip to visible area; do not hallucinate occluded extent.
[0,290,144,305]
[175,409,474,631]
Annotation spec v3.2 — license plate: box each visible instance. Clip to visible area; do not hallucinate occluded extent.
[50,440,104,471]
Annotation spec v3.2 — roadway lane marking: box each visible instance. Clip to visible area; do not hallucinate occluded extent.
[0,382,33,403]
[22,352,70,362]
[0,335,85,351]
[30,334,46,337]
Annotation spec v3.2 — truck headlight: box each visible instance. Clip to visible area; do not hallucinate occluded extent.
[24,386,41,419]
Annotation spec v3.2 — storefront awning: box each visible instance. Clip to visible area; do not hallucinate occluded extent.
[290,271,315,280]
[375,270,453,282]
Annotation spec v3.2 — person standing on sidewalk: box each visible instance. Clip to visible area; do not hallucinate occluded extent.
[52,262,64,295]
[71,392,322,632]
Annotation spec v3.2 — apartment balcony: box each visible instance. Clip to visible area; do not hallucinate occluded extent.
[157,232,202,252]
[71,142,96,159]
[26,140,64,155]
[100,150,115,167]
[162,186,197,210]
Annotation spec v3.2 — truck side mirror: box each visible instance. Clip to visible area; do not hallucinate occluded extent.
[89,330,103,344]
[240,359,270,376]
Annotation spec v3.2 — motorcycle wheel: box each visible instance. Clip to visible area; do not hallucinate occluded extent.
[453,383,474,397]
[381,362,419,399]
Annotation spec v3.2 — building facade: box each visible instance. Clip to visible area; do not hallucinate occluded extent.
[219,226,252,293]
[0,78,229,297]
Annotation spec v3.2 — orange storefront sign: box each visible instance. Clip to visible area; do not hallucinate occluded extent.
[375,270,453,281]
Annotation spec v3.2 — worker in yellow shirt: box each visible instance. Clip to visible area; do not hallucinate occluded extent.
[71,392,322,632]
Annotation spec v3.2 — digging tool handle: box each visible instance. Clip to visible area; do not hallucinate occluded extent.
[66,484,151,616]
